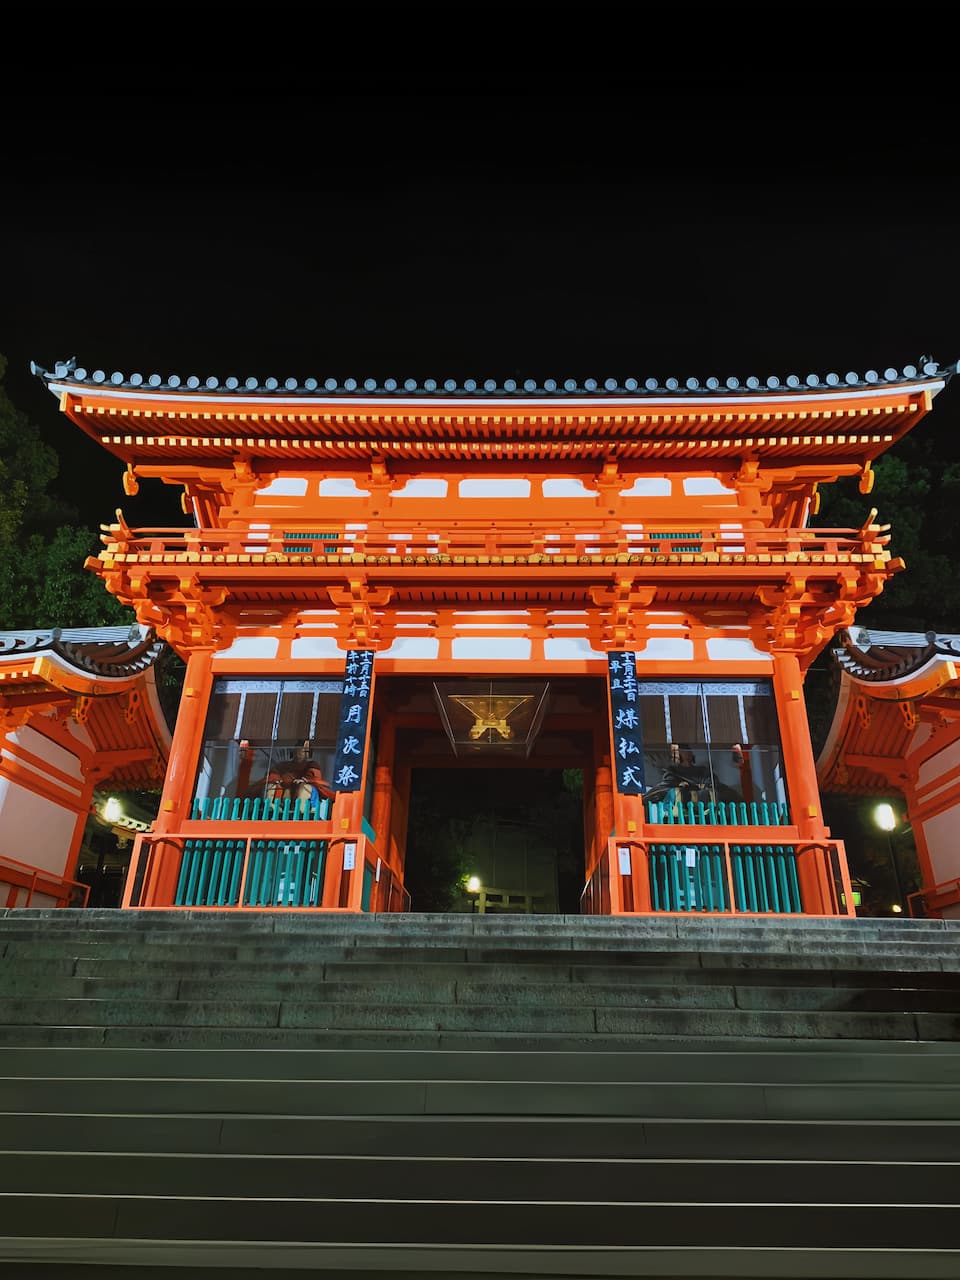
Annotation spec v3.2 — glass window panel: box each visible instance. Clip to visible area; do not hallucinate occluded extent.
[705,695,741,744]
[277,692,314,741]
[668,694,705,746]
[203,691,241,740]
[639,696,667,741]
[313,692,342,747]
[636,678,789,820]
[239,692,279,742]
[743,692,778,744]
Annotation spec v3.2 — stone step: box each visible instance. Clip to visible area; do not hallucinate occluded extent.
[4,1017,958,1050]
[3,1241,957,1279]
[4,1074,959,1119]
[6,940,960,971]
[3,1151,956,1203]
[6,955,960,984]
[3,975,957,1013]
[5,1044,958,1082]
[5,1110,958,1160]
[2,1194,958,1250]
[3,915,958,947]
[1,996,955,1040]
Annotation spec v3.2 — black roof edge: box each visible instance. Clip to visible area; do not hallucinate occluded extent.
[28,356,960,401]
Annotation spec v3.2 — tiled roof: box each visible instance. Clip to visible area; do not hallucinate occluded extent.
[0,625,163,678]
[30,356,959,399]
[834,627,960,682]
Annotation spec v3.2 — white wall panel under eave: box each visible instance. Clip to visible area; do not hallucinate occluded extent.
[917,737,960,794]
[706,637,772,662]
[217,636,281,660]
[14,725,84,782]
[0,782,79,877]
[376,637,441,660]
[635,638,695,660]
[290,637,348,659]
[544,637,608,659]
[919,807,960,892]
[256,477,308,495]
[451,637,532,660]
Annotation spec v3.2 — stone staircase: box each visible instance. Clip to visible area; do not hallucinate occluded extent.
[1,908,959,1278]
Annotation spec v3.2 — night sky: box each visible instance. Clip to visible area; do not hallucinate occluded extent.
[5,27,960,531]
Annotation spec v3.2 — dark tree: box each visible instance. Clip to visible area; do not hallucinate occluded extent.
[0,355,132,629]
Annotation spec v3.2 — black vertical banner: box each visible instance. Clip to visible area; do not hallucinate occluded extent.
[607,651,646,794]
[331,650,374,792]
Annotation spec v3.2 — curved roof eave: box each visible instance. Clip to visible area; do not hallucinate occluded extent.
[0,625,164,681]
[834,628,960,686]
[30,356,959,406]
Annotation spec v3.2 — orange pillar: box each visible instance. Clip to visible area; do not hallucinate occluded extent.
[772,650,836,913]
[150,647,215,905]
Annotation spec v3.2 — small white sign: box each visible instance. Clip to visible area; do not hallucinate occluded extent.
[684,846,697,868]
[375,857,382,882]
[342,842,357,870]
[617,847,632,875]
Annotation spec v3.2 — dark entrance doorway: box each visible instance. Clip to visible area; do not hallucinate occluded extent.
[404,767,585,914]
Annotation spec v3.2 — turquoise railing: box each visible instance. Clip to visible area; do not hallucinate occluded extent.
[361,860,376,912]
[646,798,790,826]
[190,795,332,822]
[174,838,327,907]
[649,844,801,914]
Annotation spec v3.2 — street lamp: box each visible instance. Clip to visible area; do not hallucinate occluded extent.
[874,802,905,913]
[465,875,482,913]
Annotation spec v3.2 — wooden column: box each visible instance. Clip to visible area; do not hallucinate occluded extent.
[149,647,215,906]
[772,650,835,913]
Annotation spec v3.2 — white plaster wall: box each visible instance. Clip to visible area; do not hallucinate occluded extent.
[392,478,448,497]
[451,637,532,660]
[917,738,960,793]
[919,808,960,889]
[619,478,671,496]
[318,478,371,496]
[290,637,347,658]
[635,638,695,660]
[684,477,735,495]
[0,782,78,876]
[377,637,441,660]
[14,725,84,782]
[706,637,772,662]
[459,479,531,498]
[544,637,607,659]
[257,477,308,495]
[217,636,280,660]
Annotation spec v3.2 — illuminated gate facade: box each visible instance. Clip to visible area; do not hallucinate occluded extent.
[32,355,957,915]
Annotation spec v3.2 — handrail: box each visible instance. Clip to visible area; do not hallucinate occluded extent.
[0,854,90,909]
[97,522,890,565]
[583,836,853,917]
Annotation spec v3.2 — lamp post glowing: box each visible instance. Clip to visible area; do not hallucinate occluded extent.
[874,802,905,913]
[465,875,481,913]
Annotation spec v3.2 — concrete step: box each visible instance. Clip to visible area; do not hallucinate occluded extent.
[1,996,955,1040]
[6,1074,960,1119]
[2,1193,959,1250]
[5,1044,958,1082]
[4,1243,960,1279]
[6,958,960,987]
[5,1110,959,1160]
[3,975,957,1013]
[2,909,958,1276]
[3,1151,957,1203]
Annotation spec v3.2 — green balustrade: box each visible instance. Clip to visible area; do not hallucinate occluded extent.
[191,795,332,822]
[175,838,327,907]
[648,844,801,914]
